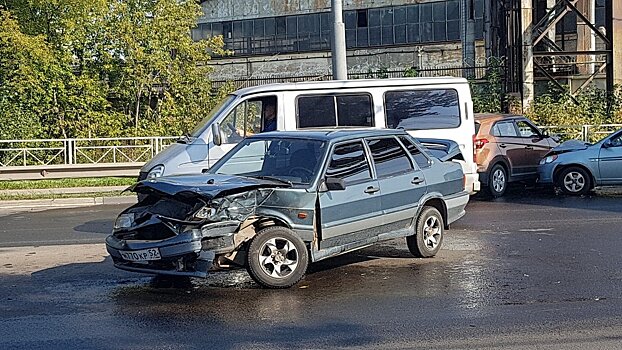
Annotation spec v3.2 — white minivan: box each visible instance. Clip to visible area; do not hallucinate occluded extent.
[140,77,481,193]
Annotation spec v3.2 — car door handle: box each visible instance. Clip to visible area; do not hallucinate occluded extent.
[364,186,380,194]
[499,143,507,148]
[524,146,533,150]
[411,177,424,185]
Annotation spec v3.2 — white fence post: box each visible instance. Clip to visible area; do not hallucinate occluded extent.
[582,125,590,142]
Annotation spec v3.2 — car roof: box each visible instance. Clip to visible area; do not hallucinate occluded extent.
[246,128,409,142]
[233,77,468,97]
[474,113,525,123]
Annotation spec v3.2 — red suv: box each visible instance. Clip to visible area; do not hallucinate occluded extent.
[474,114,558,197]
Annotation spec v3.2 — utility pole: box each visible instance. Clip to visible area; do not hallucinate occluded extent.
[331,0,348,80]
[461,0,476,78]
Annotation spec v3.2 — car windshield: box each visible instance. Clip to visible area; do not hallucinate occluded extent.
[209,138,328,185]
[188,95,236,138]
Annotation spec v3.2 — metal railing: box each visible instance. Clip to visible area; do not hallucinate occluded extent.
[538,124,622,143]
[0,137,178,167]
[1,124,620,179]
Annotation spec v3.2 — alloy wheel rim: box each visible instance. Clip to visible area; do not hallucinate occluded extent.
[492,169,506,193]
[258,237,299,278]
[563,172,585,192]
[423,216,441,250]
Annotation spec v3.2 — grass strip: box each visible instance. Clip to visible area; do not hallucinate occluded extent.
[0,191,133,201]
[0,177,136,190]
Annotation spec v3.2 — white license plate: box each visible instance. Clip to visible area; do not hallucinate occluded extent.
[120,248,161,261]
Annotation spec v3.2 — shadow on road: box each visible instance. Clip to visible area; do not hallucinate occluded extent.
[73,219,113,234]
[471,183,622,213]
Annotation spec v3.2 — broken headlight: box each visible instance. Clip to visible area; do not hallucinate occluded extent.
[114,213,135,229]
[194,189,272,222]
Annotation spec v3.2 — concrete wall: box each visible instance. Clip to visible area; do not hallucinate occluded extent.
[209,42,485,81]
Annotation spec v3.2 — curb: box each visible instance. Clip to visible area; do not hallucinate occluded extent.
[0,195,137,211]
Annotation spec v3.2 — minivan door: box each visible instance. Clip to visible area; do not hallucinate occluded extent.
[318,141,382,248]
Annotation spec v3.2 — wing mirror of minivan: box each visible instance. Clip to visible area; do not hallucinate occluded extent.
[319,177,346,192]
[212,123,222,146]
[602,139,613,148]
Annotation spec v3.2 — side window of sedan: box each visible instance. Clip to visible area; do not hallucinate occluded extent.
[326,142,372,184]
[610,134,622,147]
[367,137,414,178]
[398,136,429,168]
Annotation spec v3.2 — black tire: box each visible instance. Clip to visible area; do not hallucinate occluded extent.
[485,163,508,198]
[407,207,444,258]
[557,166,592,196]
[246,226,309,289]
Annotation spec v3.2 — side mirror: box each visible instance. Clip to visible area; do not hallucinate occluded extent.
[542,129,550,137]
[602,140,612,148]
[211,123,222,146]
[319,177,346,192]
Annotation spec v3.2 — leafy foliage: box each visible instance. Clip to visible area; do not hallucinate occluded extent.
[0,0,228,140]
[471,59,505,114]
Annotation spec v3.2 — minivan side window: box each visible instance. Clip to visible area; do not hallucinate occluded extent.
[325,141,372,184]
[384,89,460,130]
[367,137,414,178]
[297,94,374,128]
[398,136,430,168]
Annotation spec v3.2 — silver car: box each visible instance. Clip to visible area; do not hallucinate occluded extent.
[106,129,469,288]
[538,128,622,195]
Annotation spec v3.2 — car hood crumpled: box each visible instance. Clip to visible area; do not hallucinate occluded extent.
[129,174,290,201]
[547,140,590,155]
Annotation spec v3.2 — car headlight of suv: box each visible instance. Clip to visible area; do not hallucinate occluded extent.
[147,165,165,179]
[540,155,558,165]
[114,213,135,229]
[194,190,272,222]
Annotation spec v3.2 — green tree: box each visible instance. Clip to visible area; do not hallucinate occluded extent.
[1,0,227,139]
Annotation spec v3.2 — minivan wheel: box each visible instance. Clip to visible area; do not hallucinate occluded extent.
[487,164,507,198]
[246,226,309,289]
[407,207,444,258]
[557,166,591,196]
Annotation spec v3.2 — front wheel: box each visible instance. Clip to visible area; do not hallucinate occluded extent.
[246,226,309,289]
[557,166,592,196]
[407,207,444,258]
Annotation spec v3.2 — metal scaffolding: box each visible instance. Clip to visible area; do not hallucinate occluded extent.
[494,0,615,110]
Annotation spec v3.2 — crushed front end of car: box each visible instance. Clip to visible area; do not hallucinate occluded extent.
[106,175,285,278]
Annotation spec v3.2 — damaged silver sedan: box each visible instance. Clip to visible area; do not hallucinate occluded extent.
[106,130,469,288]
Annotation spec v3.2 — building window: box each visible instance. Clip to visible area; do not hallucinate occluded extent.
[199,0,474,57]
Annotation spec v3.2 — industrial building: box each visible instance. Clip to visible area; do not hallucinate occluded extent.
[194,1,621,109]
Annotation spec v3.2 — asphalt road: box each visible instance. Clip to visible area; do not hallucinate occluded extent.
[2,188,622,349]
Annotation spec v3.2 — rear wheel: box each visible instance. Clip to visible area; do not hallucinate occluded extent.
[557,166,591,196]
[486,163,507,198]
[246,226,308,289]
[407,207,444,258]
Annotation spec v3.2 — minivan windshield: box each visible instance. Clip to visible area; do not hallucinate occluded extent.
[209,138,327,185]
[189,94,236,138]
